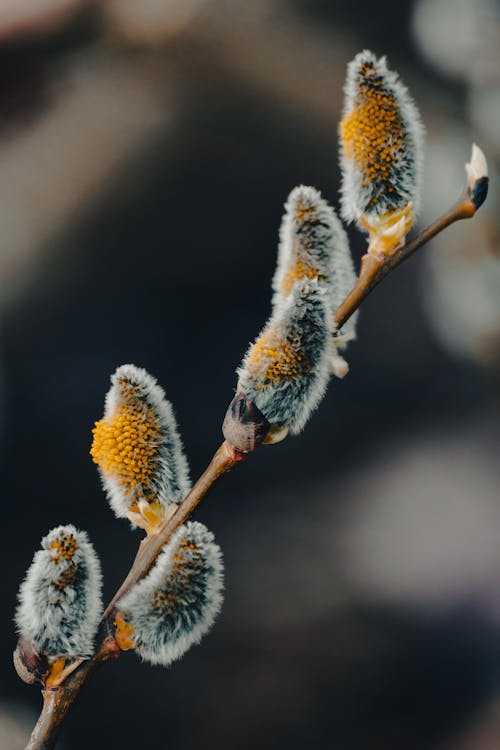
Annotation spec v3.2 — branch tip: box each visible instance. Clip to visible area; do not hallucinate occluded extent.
[466,143,489,210]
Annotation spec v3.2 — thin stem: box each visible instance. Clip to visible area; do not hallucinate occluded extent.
[27,691,64,750]
[26,639,120,750]
[336,252,383,326]
[103,440,246,618]
[335,191,476,329]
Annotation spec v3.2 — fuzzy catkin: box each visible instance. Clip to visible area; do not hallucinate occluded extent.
[273,185,358,347]
[238,278,332,434]
[91,364,190,524]
[15,525,102,659]
[117,522,223,667]
[339,49,424,225]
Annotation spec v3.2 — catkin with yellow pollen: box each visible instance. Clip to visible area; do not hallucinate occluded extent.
[339,50,424,253]
[50,532,78,563]
[238,278,331,434]
[341,86,403,191]
[272,185,358,379]
[91,364,190,532]
[246,326,309,388]
[15,525,102,662]
[91,392,160,505]
[114,522,223,667]
[273,189,336,305]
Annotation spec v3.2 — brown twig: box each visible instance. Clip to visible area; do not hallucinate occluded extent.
[26,637,120,750]
[24,182,485,750]
[335,190,477,329]
[103,440,247,618]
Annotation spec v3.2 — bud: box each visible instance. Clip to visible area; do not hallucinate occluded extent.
[91,364,190,533]
[114,521,223,667]
[339,50,424,254]
[222,393,270,452]
[13,637,49,685]
[237,278,332,435]
[465,143,488,210]
[15,525,102,661]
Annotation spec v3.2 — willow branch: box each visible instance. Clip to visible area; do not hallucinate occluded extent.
[24,175,487,750]
[335,187,481,329]
[25,637,120,750]
[103,439,247,618]
[25,440,246,750]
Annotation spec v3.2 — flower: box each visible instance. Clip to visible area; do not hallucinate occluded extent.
[339,50,424,254]
[237,278,332,435]
[273,185,358,376]
[91,364,190,533]
[114,521,223,667]
[15,525,102,660]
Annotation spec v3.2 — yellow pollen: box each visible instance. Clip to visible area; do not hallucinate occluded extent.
[282,260,319,295]
[340,83,404,187]
[248,327,309,385]
[50,534,78,564]
[172,537,199,564]
[114,611,136,651]
[294,199,315,223]
[90,382,161,505]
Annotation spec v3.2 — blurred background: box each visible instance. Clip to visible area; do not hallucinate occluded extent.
[1,1,499,748]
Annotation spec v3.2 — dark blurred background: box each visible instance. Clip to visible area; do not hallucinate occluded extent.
[1,1,499,748]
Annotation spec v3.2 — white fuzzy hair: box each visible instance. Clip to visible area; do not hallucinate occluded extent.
[98,364,191,521]
[273,185,358,347]
[339,50,425,225]
[118,521,224,667]
[15,525,102,659]
[238,278,333,434]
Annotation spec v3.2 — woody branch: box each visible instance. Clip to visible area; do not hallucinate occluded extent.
[24,163,487,750]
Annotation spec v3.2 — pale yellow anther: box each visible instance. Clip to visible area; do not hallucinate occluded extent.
[361,202,414,257]
[127,498,165,536]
